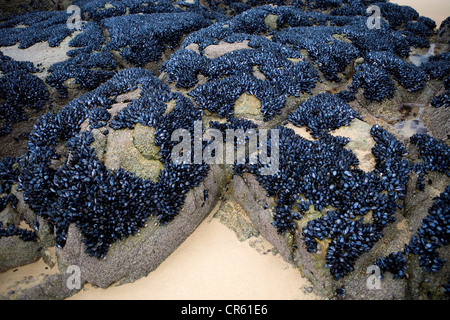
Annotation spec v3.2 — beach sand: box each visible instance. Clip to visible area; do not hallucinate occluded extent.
[0,202,317,300]
[69,208,317,300]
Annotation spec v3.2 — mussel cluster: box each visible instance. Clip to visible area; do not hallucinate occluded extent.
[301,0,342,10]
[163,4,365,87]
[364,51,428,92]
[374,251,407,279]
[288,93,361,138]
[46,50,117,98]
[327,0,365,16]
[308,125,410,279]
[422,53,450,107]
[43,8,211,97]
[422,53,450,80]
[350,63,396,102]
[18,69,209,258]
[101,12,211,67]
[0,10,74,48]
[273,25,360,82]
[375,186,449,278]
[349,51,428,101]
[405,16,436,38]
[405,186,450,273]
[209,117,259,137]
[67,21,105,53]
[377,1,417,27]
[0,221,36,242]
[411,133,449,174]
[237,122,411,279]
[424,54,450,108]
[208,117,260,176]
[0,193,17,213]
[73,0,226,22]
[0,156,20,213]
[0,52,49,135]
[410,133,450,190]
[162,3,436,120]
[163,30,320,120]
[339,19,411,58]
[431,91,450,108]
[37,20,114,98]
[0,0,448,287]
[0,156,20,195]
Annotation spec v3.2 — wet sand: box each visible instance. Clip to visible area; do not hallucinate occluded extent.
[0,211,317,300]
[0,31,81,81]
[69,210,317,300]
[0,258,58,295]
[390,0,449,26]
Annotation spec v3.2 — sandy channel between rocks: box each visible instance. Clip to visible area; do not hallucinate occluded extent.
[68,208,318,300]
[0,203,318,300]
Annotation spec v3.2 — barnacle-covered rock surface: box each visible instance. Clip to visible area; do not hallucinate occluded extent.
[0,0,449,300]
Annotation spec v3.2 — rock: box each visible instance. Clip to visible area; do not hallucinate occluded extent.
[213,199,259,241]
[1,270,78,300]
[0,31,81,82]
[13,273,80,300]
[399,170,450,299]
[102,126,164,182]
[0,236,41,273]
[1,2,449,301]
[264,14,278,30]
[330,118,376,172]
[227,162,450,299]
[0,204,20,226]
[132,124,161,161]
[252,65,266,81]
[420,104,450,141]
[0,184,54,273]
[203,40,251,59]
[234,93,264,121]
[89,128,107,161]
[56,165,230,288]
[283,122,315,141]
[231,174,292,264]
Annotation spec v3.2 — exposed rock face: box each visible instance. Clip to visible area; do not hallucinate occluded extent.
[234,93,264,120]
[0,235,42,273]
[0,185,55,273]
[0,1,449,301]
[229,166,449,300]
[0,0,71,15]
[102,125,164,182]
[330,119,376,173]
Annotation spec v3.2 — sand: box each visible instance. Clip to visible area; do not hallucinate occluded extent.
[0,0,447,301]
[0,203,317,300]
[68,209,317,300]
